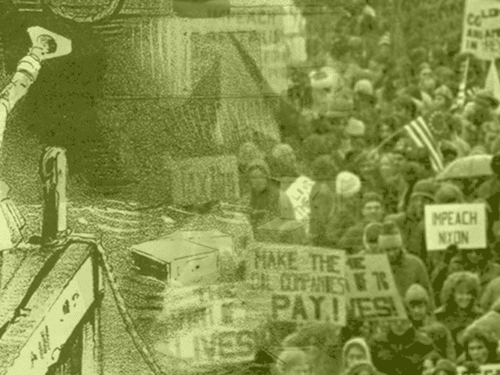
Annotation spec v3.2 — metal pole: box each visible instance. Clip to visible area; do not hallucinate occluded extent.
[40,146,69,246]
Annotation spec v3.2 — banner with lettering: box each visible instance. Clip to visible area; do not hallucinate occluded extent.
[170,155,239,206]
[424,203,487,251]
[345,254,408,321]
[457,364,500,375]
[461,0,500,60]
[154,284,265,371]
[245,242,346,326]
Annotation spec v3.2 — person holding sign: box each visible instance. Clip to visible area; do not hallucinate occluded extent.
[386,179,440,265]
[404,284,456,360]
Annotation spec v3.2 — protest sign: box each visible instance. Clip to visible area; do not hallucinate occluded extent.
[170,155,239,206]
[246,242,346,326]
[281,176,315,234]
[155,287,262,366]
[457,364,500,375]
[345,254,407,321]
[461,0,500,60]
[425,203,487,251]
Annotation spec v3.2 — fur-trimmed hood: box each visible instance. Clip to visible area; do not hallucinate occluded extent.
[440,271,480,309]
[342,337,372,369]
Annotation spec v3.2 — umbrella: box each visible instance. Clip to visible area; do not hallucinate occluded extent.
[436,154,493,181]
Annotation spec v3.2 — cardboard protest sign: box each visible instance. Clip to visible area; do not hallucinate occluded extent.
[345,255,407,321]
[281,176,315,234]
[457,364,500,375]
[246,242,346,326]
[170,155,239,206]
[461,0,500,60]
[425,204,487,251]
[154,286,263,367]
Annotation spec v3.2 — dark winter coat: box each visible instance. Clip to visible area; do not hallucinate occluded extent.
[369,328,436,375]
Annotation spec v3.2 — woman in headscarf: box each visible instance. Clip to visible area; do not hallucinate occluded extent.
[435,272,484,354]
[342,337,373,373]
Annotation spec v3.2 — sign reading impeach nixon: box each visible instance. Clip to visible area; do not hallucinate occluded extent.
[246,243,346,326]
[425,203,487,251]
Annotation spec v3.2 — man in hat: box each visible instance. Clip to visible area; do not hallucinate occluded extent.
[405,284,456,360]
[386,179,440,264]
[338,192,384,254]
[326,171,362,247]
[377,220,434,304]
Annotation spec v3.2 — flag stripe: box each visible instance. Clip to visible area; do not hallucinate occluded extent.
[416,117,437,148]
[404,126,425,149]
[410,121,443,171]
[404,117,444,172]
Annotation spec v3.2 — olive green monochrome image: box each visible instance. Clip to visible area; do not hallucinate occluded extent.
[2,0,500,374]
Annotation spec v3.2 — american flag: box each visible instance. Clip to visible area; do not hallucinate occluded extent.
[404,117,444,173]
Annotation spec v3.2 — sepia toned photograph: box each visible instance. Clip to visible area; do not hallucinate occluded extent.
[1,0,500,374]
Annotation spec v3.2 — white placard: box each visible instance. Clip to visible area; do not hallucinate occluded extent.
[425,203,487,251]
[461,0,500,60]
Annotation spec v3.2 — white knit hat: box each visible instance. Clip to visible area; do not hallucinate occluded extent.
[335,172,361,198]
[354,79,374,97]
[345,118,366,137]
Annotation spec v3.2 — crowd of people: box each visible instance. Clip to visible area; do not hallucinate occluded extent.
[234,1,500,375]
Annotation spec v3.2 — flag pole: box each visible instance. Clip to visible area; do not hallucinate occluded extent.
[456,56,471,109]
[353,126,407,164]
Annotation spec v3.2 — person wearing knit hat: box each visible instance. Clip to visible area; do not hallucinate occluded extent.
[405,284,457,360]
[336,171,362,199]
[338,192,384,254]
[326,172,363,247]
[342,337,373,372]
[270,143,299,181]
[354,79,374,98]
[378,220,434,304]
[345,118,366,137]
[363,222,382,253]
